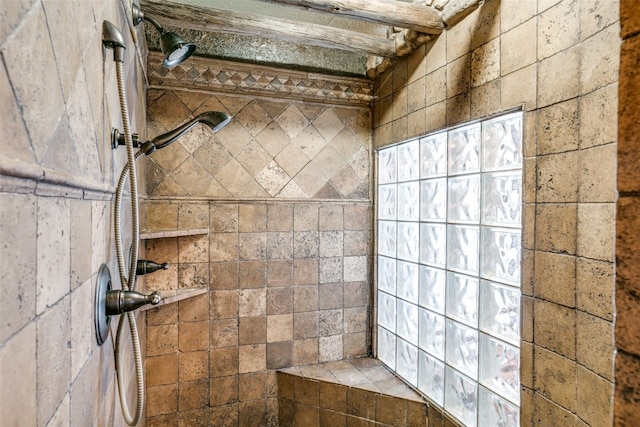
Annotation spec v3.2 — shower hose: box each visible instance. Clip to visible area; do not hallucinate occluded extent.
[113,59,144,426]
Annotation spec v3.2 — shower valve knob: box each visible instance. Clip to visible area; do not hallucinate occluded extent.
[105,290,162,315]
[111,128,140,149]
[136,259,169,275]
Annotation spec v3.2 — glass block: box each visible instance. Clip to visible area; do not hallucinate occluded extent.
[448,175,480,223]
[418,350,445,406]
[397,299,419,345]
[480,227,521,285]
[379,184,397,220]
[419,265,446,313]
[378,326,396,370]
[397,261,419,303]
[378,256,396,294]
[447,225,480,275]
[445,366,478,427]
[398,182,420,221]
[482,172,522,226]
[445,320,478,380]
[478,386,520,427]
[397,222,419,262]
[396,338,419,386]
[378,221,396,258]
[478,333,520,404]
[420,223,447,268]
[378,291,396,332]
[420,132,447,178]
[420,178,447,222]
[419,308,445,360]
[379,146,397,184]
[448,123,480,175]
[398,140,420,181]
[480,280,520,345]
[482,112,522,172]
[446,272,479,327]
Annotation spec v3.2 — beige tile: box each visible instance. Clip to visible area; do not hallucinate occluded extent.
[147,324,179,356]
[146,203,179,231]
[470,79,500,118]
[536,151,579,203]
[577,203,615,262]
[209,232,239,262]
[178,262,209,289]
[239,288,266,317]
[319,335,343,362]
[501,63,537,111]
[267,204,294,232]
[0,322,36,426]
[239,260,266,289]
[70,279,92,381]
[534,346,577,412]
[147,354,179,386]
[446,14,471,62]
[577,365,614,427]
[576,312,614,380]
[581,23,620,95]
[267,314,293,342]
[581,0,620,41]
[0,193,36,342]
[210,204,238,232]
[239,316,267,345]
[239,344,267,373]
[535,203,577,255]
[576,257,614,321]
[266,260,293,287]
[534,299,576,358]
[537,0,580,60]
[2,4,63,160]
[392,86,408,121]
[501,18,537,75]
[37,197,70,314]
[293,338,319,365]
[578,143,617,203]
[210,347,239,377]
[210,261,238,290]
[407,77,426,114]
[471,37,500,87]
[579,83,618,149]
[532,392,578,427]
[537,46,580,108]
[534,251,576,307]
[0,63,31,163]
[267,232,293,260]
[294,312,319,340]
[343,333,368,358]
[536,99,579,155]
[210,318,239,348]
[446,53,471,98]
[37,297,71,425]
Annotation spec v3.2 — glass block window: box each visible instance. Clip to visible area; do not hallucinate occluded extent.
[376,112,523,427]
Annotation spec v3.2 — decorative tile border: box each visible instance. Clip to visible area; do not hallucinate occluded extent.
[147,51,374,106]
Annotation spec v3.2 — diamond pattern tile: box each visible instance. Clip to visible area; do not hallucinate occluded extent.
[147,89,370,200]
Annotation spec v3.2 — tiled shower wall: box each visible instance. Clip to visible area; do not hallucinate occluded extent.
[142,58,373,426]
[373,0,618,426]
[1,0,147,426]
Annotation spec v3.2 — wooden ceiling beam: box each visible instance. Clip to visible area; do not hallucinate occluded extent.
[253,0,444,34]
[140,0,398,57]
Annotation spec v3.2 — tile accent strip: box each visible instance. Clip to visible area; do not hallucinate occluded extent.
[147,51,374,106]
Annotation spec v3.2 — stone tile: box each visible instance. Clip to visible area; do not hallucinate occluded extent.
[215,159,255,195]
[534,299,576,358]
[500,63,537,111]
[267,204,294,232]
[266,260,293,287]
[534,251,576,307]
[179,379,209,412]
[0,193,36,342]
[425,66,446,107]
[147,323,179,357]
[178,203,209,229]
[239,260,266,289]
[343,333,368,358]
[537,0,580,60]
[344,256,368,282]
[239,288,266,317]
[534,346,577,412]
[210,318,239,349]
[446,91,470,125]
[576,365,614,427]
[576,311,614,380]
[319,335,343,362]
[471,37,499,87]
[407,77,426,113]
[535,203,577,255]
[146,354,179,386]
[581,23,620,95]
[536,99,579,155]
[536,151,579,203]
[576,257,614,320]
[446,14,471,62]
[238,232,266,260]
[210,347,239,377]
[209,232,238,261]
[277,105,309,139]
[37,297,71,425]
[577,203,615,261]
[267,341,293,369]
[470,79,500,118]
[70,279,92,381]
[178,262,209,289]
[239,316,267,345]
[178,234,209,263]
[579,83,618,149]
[293,338,319,365]
[209,376,238,406]
[267,232,293,260]
[255,161,291,197]
[239,344,267,373]
[210,261,239,290]
[239,372,267,401]
[209,204,238,232]
[537,46,580,108]
[532,392,578,427]
[193,141,233,177]
[501,18,537,75]
[294,231,319,259]
[446,53,471,97]
[579,143,617,203]
[0,322,36,426]
[293,312,319,340]
[267,314,293,342]
[256,122,291,157]
[147,304,179,326]
[36,197,70,314]
[147,384,179,417]
[2,4,63,161]
[392,86,408,121]
[294,285,319,313]
[267,287,293,315]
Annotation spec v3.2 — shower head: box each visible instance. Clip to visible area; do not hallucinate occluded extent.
[102,20,126,62]
[132,4,196,68]
[139,111,232,155]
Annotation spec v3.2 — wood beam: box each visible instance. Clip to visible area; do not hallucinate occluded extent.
[140,0,398,57]
[253,0,444,34]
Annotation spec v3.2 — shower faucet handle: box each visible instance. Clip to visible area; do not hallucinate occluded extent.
[105,289,162,315]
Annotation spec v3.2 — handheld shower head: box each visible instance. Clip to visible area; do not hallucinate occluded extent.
[102,20,126,62]
[139,111,232,155]
[132,4,196,68]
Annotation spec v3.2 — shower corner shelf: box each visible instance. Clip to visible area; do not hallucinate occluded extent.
[140,228,209,240]
[139,288,208,311]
